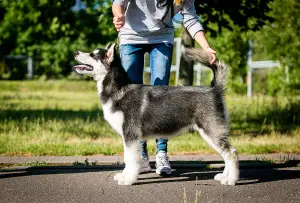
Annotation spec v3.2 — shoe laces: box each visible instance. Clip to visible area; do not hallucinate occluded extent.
[157,154,169,166]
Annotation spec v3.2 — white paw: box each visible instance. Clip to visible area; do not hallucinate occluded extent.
[214,173,227,181]
[114,173,122,181]
[118,178,135,185]
[113,172,136,185]
[220,177,237,186]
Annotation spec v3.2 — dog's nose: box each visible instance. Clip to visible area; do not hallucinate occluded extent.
[74,51,80,56]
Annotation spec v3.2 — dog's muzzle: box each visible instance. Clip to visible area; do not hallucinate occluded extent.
[74,51,94,71]
[73,64,93,71]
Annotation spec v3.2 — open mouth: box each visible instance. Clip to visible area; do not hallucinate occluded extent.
[73,64,93,71]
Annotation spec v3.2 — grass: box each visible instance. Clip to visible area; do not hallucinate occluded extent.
[0,80,299,156]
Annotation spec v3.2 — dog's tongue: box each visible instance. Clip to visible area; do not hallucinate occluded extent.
[74,65,92,71]
[74,65,86,70]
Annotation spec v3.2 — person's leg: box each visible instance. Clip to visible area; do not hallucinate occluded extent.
[149,43,173,86]
[149,42,173,175]
[156,139,168,153]
[119,44,151,173]
[150,42,173,153]
[119,44,145,84]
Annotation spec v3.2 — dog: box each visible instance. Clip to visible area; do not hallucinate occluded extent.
[74,43,239,186]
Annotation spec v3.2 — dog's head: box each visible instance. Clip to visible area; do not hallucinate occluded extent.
[74,43,116,80]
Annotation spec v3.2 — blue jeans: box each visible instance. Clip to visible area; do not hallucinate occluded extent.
[119,43,173,158]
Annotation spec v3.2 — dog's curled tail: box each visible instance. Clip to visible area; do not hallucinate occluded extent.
[184,47,227,89]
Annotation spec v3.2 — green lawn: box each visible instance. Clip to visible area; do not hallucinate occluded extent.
[0,80,299,156]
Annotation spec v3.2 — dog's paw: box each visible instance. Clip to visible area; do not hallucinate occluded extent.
[214,173,227,181]
[117,174,135,186]
[114,173,123,181]
[114,173,136,185]
[118,178,135,186]
[220,177,238,186]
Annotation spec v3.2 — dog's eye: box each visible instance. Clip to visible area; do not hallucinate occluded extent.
[90,53,95,58]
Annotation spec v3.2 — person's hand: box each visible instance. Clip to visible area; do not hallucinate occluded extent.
[206,47,217,64]
[113,15,125,32]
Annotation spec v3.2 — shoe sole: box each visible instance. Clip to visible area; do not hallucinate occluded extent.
[158,172,172,177]
[156,168,172,176]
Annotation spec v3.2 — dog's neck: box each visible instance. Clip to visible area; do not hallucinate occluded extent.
[96,76,106,96]
[96,60,131,104]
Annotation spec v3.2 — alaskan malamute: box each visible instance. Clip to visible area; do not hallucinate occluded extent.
[74,43,239,186]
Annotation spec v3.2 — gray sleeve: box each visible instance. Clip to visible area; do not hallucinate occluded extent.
[113,0,127,8]
[181,0,204,38]
[113,0,130,10]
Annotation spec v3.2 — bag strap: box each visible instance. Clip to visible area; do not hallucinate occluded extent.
[161,1,175,28]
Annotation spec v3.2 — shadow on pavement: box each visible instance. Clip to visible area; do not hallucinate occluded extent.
[1,166,299,186]
[238,168,300,185]
[135,167,300,186]
[0,167,117,180]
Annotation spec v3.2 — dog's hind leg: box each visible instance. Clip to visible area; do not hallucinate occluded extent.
[195,125,239,186]
[114,140,141,185]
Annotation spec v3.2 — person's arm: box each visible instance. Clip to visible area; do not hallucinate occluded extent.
[194,31,216,63]
[112,1,125,31]
[181,0,216,63]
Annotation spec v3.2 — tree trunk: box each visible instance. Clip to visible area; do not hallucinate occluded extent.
[179,27,195,86]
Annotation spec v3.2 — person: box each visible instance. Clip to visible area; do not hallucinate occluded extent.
[112,0,216,176]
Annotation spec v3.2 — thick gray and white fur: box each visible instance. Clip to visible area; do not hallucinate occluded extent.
[74,43,239,186]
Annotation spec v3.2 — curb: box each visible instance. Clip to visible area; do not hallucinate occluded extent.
[0,154,299,171]
[1,160,299,172]
[0,153,299,164]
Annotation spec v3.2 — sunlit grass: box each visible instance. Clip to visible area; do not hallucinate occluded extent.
[0,80,299,156]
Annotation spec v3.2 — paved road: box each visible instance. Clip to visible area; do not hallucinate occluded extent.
[1,153,299,164]
[0,167,299,203]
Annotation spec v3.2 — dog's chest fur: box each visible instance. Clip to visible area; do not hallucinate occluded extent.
[102,99,124,136]
[97,81,125,136]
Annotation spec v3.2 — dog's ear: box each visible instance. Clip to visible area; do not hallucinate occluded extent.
[106,43,116,65]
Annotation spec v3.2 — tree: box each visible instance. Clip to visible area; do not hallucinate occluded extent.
[252,0,300,95]
[0,0,78,56]
[195,0,274,36]
[179,0,274,86]
[0,0,117,79]
[0,0,276,81]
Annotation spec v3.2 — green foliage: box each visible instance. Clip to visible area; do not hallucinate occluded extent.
[265,67,299,96]
[252,0,300,96]
[194,0,299,96]
[3,58,28,80]
[206,25,248,93]
[266,67,288,96]
[31,36,88,78]
[180,0,274,91]
[0,0,298,97]
[253,0,300,69]
[0,0,117,79]
[195,0,274,37]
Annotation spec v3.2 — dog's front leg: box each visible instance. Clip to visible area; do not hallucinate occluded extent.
[114,140,141,185]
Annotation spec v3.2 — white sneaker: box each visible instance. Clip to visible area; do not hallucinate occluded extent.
[139,157,151,173]
[156,151,172,176]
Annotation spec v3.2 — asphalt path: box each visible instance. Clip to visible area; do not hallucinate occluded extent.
[0,167,299,203]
